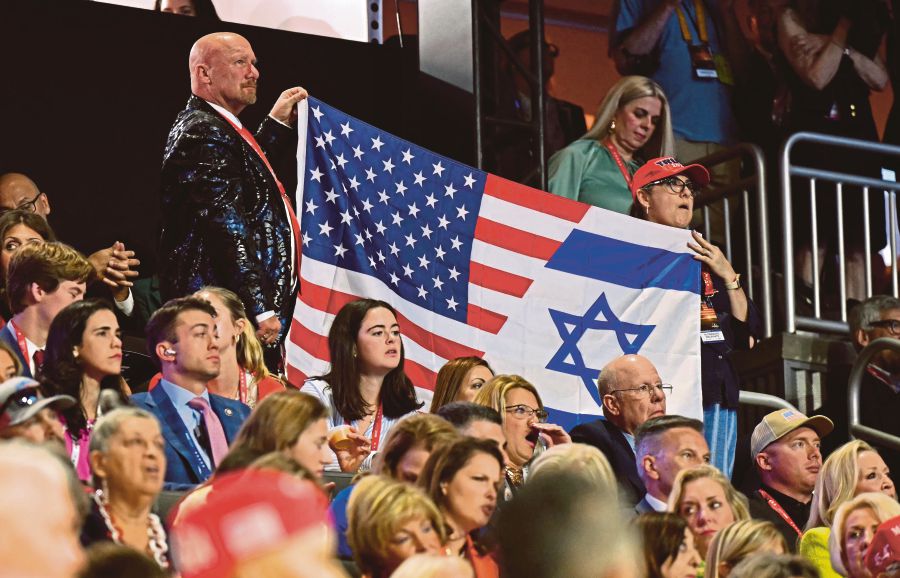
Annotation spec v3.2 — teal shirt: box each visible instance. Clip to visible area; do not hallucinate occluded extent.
[547,139,640,214]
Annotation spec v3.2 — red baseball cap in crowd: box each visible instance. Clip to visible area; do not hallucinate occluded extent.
[630,156,711,198]
[170,470,331,578]
[866,514,900,576]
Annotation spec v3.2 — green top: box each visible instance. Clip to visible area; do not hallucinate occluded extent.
[798,527,841,578]
[547,139,640,214]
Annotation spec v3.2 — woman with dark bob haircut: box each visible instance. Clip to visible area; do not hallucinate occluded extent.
[41,299,130,482]
[301,298,422,473]
[634,512,702,578]
[418,437,505,577]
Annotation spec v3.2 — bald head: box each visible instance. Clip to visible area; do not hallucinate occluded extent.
[0,173,50,217]
[0,442,85,578]
[597,354,667,433]
[189,32,259,116]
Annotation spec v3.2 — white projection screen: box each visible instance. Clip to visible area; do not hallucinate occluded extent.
[92,0,374,43]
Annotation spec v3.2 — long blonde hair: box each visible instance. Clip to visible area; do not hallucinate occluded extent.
[196,286,272,381]
[807,440,878,529]
[582,75,675,159]
[706,520,787,578]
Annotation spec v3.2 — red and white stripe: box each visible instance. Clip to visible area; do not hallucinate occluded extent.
[286,172,590,398]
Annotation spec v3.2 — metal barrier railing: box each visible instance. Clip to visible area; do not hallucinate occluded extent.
[848,337,900,451]
[739,390,798,412]
[692,143,773,337]
[782,132,900,335]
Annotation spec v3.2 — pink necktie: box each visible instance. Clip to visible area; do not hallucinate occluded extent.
[187,397,229,467]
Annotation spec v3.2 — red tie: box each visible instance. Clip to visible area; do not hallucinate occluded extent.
[32,349,44,373]
[219,115,303,283]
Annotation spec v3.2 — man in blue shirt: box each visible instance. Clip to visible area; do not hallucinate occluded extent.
[132,296,249,489]
[612,0,744,240]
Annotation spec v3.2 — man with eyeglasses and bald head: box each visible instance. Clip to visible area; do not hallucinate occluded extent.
[570,353,669,506]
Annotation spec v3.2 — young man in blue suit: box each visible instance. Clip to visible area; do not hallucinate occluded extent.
[132,296,250,489]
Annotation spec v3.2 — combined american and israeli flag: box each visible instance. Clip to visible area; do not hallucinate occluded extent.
[286,97,702,428]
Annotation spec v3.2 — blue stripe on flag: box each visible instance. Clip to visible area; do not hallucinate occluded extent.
[545,230,701,294]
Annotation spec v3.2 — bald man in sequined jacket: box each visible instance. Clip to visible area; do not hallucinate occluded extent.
[159,32,307,368]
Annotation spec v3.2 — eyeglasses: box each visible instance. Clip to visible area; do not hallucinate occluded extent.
[608,383,673,397]
[870,319,900,335]
[505,404,549,422]
[0,387,40,414]
[0,191,45,216]
[647,177,698,198]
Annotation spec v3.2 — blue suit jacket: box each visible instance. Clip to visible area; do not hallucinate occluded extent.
[131,385,250,490]
[0,324,32,378]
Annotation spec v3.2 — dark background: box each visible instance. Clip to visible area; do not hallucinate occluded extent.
[0,0,475,276]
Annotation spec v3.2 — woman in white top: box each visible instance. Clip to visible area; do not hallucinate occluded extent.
[300,298,422,472]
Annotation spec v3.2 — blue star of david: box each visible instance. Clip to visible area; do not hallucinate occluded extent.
[546,293,656,408]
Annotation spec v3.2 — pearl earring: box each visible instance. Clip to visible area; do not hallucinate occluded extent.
[609,119,616,133]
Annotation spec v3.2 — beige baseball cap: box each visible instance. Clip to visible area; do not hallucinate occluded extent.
[750,408,834,458]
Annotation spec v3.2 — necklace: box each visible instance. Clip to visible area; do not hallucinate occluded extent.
[505,465,524,487]
[93,491,169,569]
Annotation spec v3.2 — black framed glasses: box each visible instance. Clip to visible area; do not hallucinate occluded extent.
[870,319,900,335]
[505,404,549,422]
[0,387,40,414]
[648,177,698,197]
[608,383,673,397]
[0,191,45,216]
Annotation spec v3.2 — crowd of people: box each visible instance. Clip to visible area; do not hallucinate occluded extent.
[3,273,900,577]
[5,0,900,576]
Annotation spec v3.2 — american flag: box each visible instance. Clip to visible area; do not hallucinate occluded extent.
[288,97,702,427]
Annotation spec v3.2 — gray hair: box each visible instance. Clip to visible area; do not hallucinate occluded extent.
[848,295,900,337]
[635,415,704,459]
[89,407,158,454]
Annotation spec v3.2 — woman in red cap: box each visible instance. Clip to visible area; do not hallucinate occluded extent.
[629,157,762,481]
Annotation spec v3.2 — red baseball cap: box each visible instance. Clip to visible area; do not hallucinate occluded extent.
[170,470,331,578]
[866,514,900,576]
[630,156,710,198]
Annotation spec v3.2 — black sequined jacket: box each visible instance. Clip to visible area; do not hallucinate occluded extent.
[159,96,295,336]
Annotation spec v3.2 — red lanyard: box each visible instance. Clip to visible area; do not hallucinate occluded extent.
[10,320,31,367]
[758,489,803,537]
[701,268,717,297]
[370,403,384,452]
[603,139,633,189]
[216,112,303,280]
[237,369,248,405]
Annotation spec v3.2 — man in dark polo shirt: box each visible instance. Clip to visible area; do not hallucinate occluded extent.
[748,409,834,551]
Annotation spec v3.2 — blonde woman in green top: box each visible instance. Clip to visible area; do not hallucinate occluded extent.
[548,76,674,213]
[799,440,896,578]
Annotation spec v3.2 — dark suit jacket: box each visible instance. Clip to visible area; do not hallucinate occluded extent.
[131,384,250,490]
[0,324,32,378]
[159,96,296,343]
[570,418,645,506]
[634,495,659,516]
